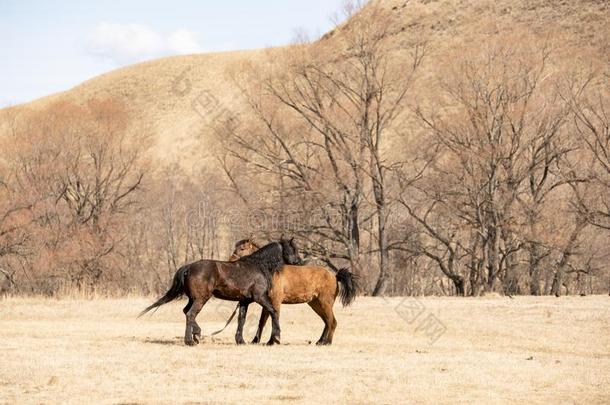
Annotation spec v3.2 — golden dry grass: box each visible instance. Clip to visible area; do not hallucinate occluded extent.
[1,296,609,404]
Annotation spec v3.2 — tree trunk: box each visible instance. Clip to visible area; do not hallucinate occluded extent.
[371,150,388,296]
[345,194,361,277]
[451,275,466,296]
[551,218,586,297]
[349,199,360,251]
[503,251,519,295]
[526,215,544,295]
[372,193,388,296]
[528,242,542,295]
[486,227,501,291]
[469,266,479,296]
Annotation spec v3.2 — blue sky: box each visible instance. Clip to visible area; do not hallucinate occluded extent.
[0,0,347,106]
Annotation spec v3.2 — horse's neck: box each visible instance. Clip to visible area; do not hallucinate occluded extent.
[249,244,280,261]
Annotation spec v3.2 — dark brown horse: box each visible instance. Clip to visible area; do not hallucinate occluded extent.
[139,239,302,345]
[228,239,359,345]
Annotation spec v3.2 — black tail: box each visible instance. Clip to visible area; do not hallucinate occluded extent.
[139,265,189,317]
[336,268,359,307]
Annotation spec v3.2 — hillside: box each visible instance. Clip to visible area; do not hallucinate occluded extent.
[2,0,607,170]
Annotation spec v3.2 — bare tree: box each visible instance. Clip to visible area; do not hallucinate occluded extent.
[222,5,424,294]
[0,171,32,292]
[562,73,610,230]
[3,100,148,292]
[405,40,584,294]
[395,192,468,295]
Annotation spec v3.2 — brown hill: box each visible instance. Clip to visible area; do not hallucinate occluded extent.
[2,0,608,168]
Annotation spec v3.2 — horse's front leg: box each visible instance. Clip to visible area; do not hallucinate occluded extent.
[257,296,281,345]
[251,308,270,344]
[235,300,250,345]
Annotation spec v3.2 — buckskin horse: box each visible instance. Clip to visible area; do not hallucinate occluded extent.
[139,238,302,346]
[227,238,359,345]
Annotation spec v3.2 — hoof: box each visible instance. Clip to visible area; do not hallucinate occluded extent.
[235,338,246,345]
[266,337,280,346]
[316,340,330,346]
[185,339,197,346]
[193,334,200,344]
[251,337,260,344]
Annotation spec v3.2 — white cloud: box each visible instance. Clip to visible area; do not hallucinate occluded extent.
[87,22,202,65]
[167,29,202,54]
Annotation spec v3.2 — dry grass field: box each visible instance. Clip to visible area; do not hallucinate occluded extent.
[1,296,609,404]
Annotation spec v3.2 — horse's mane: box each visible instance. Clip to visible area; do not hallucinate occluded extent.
[234,238,260,249]
[238,241,284,278]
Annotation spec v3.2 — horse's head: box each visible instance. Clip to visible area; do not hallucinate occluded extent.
[229,239,260,261]
[279,237,303,265]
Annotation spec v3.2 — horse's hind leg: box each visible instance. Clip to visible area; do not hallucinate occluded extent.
[192,321,202,344]
[308,296,337,345]
[251,308,270,344]
[183,297,202,342]
[185,295,209,346]
[183,297,193,315]
[235,300,251,345]
[307,299,328,344]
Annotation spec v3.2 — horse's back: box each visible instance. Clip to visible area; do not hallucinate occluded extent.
[278,265,337,303]
[181,260,215,296]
